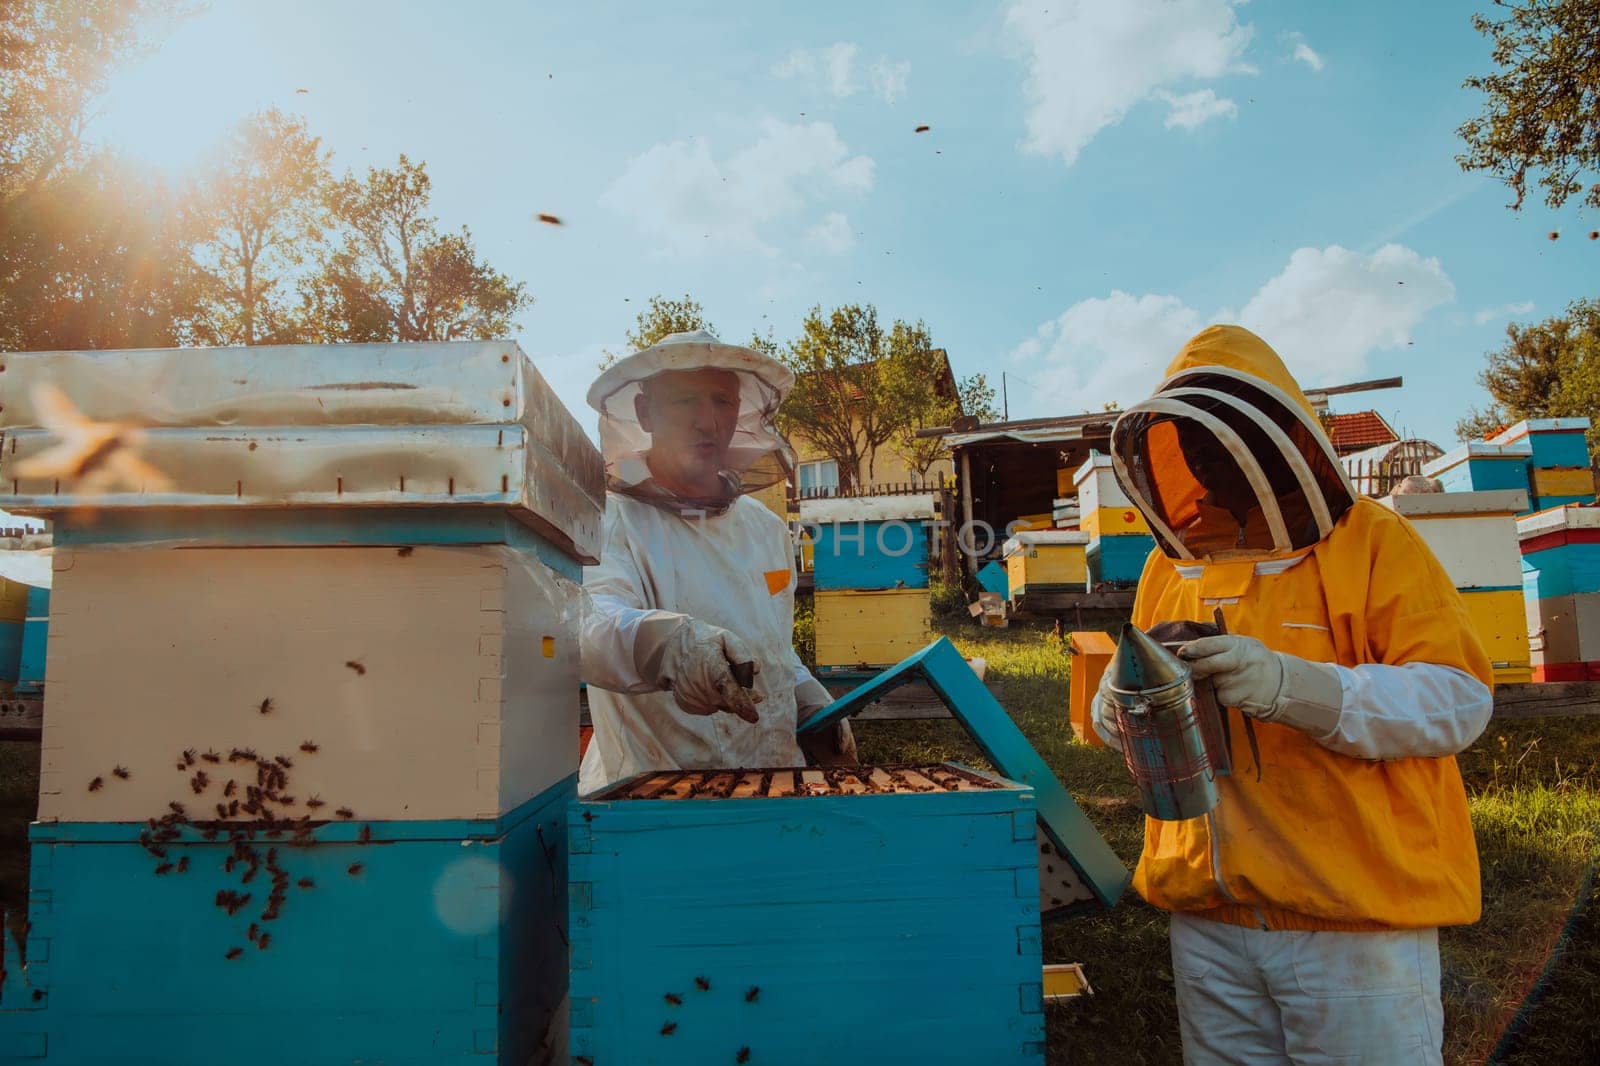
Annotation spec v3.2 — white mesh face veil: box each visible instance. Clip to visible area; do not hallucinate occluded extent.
[586,331,795,511]
[1111,366,1357,560]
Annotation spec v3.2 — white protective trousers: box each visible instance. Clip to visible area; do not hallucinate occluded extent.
[1169,912,1443,1066]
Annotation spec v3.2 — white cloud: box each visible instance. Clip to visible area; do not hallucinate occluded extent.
[1007,292,1203,414]
[870,57,911,104]
[1005,0,1253,165]
[1006,244,1455,416]
[1157,88,1238,130]
[773,43,910,103]
[1235,244,1455,384]
[805,212,855,255]
[1474,300,1535,326]
[1286,32,1325,71]
[600,119,874,256]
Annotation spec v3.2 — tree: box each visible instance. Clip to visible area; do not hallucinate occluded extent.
[1457,297,1600,459]
[0,0,176,218]
[777,304,961,488]
[304,155,528,342]
[188,109,331,345]
[890,360,998,479]
[0,152,201,351]
[599,294,713,370]
[1456,0,1600,210]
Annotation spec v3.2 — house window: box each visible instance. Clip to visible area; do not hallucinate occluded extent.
[798,459,840,497]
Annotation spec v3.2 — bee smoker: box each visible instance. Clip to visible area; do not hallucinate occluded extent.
[1105,622,1226,821]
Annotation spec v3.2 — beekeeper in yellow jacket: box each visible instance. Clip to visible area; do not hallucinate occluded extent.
[1093,325,1492,1065]
[579,330,854,796]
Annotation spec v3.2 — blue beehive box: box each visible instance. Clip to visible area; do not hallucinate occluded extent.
[802,495,936,591]
[1086,534,1155,588]
[569,764,1046,1066]
[1492,417,1591,470]
[16,586,47,695]
[0,788,572,1065]
[1424,441,1534,497]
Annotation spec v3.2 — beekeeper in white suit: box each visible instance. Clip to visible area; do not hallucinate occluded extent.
[578,330,855,796]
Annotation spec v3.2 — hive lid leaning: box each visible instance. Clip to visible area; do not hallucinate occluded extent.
[0,342,605,562]
[798,636,1131,918]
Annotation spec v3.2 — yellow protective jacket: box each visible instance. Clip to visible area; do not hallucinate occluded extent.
[1114,326,1492,932]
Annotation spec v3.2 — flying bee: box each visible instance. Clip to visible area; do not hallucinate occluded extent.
[305,796,324,809]
[336,807,354,819]
[201,750,221,764]
[737,1048,751,1063]
[694,977,710,992]
[664,993,682,1006]
[87,777,104,792]
[258,698,273,715]
[112,766,130,780]
[181,748,196,766]
[344,660,366,675]
[745,986,760,1003]
[299,740,319,754]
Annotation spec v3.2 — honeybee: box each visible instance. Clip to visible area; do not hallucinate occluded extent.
[176,857,189,873]
[297,878,314,890]
[694,977,710,992]
[299,741,319,754]
[347,862,364,876]
[87,777,103,792]
[112,766,130,780]
[344,660,366,676]
[660,1022,677,1036]
[225,947,242,960]
[335,807,354,819]
[153,863,173,876]
[258,698,274,715]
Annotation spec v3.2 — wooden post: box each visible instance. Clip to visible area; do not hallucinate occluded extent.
[960,448,977,576]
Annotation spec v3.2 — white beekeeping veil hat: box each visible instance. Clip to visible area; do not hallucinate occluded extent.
[586,330,795,513]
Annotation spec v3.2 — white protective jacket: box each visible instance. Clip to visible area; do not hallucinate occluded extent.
[578,492,818,795]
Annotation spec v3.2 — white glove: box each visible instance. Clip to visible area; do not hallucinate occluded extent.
[657,619,761,723]
[1179,635,1343,738]
[796,677,858,765]
[1091,669,1124,751]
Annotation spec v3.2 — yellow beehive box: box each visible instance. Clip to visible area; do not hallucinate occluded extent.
[1459,588,1533,684]
[37,543,581,824]
[1382,490,1525,590]
[1531,466,1596,500]
[1056,468,1074,497]
[1003,531,1090,598]
[1079,506,1151,539]
[814,588,930,668]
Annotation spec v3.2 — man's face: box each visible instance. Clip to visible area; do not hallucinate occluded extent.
[634,368,742,496]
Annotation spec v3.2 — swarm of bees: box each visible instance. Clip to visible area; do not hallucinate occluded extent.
[101,731,377,962]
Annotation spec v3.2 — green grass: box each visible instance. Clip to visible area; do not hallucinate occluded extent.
[855,620,1600,1066]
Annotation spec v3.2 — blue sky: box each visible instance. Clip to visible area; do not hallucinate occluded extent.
[91,0,1597,447]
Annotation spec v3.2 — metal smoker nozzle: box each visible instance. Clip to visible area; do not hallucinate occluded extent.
[1108,622,1188,693]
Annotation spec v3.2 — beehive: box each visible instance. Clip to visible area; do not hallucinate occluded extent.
[802,494,935,591]
[1384,490,1531,683]
[1003,530,1089,599]
[1067,631,1116,748]
[15,586,47,695]
[569,765,1046,1065]
[1491,418,1591,470]
[1423,441,1534,497]
[1074,457,1155,587]
[0,576,26,689]
[813,587,930,669]
[0,341,603,1064]
[1519,505,1600,681]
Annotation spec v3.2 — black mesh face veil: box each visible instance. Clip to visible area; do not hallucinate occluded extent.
[1111,368,1356,560]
